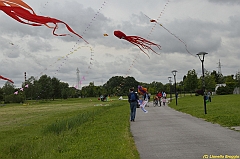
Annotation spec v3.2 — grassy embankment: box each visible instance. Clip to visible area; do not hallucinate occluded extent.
[0,97,139,159]
[168,94,240,128]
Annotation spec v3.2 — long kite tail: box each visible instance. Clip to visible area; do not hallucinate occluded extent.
[0,75,14,83]
[129,36,161,56]
[128,40,150,59]
[1,4,88,43]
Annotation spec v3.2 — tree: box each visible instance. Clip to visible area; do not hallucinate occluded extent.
[51,77,61,100]
[103,76,124,95]
[224,75,235,83]
[235,71,240,87]
[211,70,224,84]
[223,75,236,93]
[184,69,198,94]
[148,81,164,94]
[204,71,216,92]
[0,87,3,101]
[37,75,53,100]
[2,81,15,95]
[103,76,139,96]
[23,76,37,100]
[60,82,69,99]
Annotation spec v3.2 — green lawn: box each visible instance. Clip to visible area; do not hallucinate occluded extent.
[0,98,139,159]
[168,94,240,128]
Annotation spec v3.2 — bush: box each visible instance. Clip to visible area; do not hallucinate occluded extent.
[226,82,237,91]
[195,89,203,96]
[216,86,232,95]
[4,94,25,103]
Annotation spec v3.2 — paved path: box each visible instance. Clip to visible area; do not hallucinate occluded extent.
[130,102,240,159]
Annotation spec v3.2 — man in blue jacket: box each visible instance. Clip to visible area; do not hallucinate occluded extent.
[128,87,139,122]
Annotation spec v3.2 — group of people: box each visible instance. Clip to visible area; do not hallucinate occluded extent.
[153,91,167,106]
[128,87,168,122]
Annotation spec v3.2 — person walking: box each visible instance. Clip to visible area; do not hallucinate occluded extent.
[162,97,167,106]
[138,96,148,113]
[128,87,139,122]
[207,91,212,102]
[157,91,162,106]
[143,92,150,107]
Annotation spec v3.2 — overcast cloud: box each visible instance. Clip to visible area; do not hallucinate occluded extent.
[1,0,240,88]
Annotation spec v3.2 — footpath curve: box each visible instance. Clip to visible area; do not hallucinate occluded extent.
[130,102,240,159]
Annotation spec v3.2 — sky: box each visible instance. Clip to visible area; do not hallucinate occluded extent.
[1,0,240,89]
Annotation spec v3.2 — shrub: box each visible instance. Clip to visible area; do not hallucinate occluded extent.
[4,94,25,103]
[216,86,232,95]
[195,89,203,96]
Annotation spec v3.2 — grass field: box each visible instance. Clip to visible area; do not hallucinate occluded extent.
[0,97,139,159]
[168,94,240,129]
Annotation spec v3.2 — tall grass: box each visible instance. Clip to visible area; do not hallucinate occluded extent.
[0,98,139,159]
[43,106,110,135]
[169,94,240,128]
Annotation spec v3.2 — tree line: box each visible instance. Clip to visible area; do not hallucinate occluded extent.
[0,70,239,103]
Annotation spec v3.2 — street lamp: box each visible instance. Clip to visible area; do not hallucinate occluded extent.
[196,52,208,114]
[172,70,178,105]
[168,77,172,102]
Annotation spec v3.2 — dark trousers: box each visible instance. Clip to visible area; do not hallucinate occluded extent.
[130,102,137,121]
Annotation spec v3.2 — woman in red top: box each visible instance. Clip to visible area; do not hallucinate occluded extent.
[157,91,162,106]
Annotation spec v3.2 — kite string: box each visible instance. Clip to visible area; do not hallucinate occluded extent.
[51,46,94,89]
[116,56,139,95]
[59,0,108,88]
[70,0,109,51]
[82,0,108,36]
[116,1,169,93]
[159,23,192,55]
[15,45,94,95]
[38,45,94,77]
[146,0,170,39]
[55,46,94,89]
[63,0,108,88]
[117,1,170,94]
[7,40,43,69]
[144,14,193,56]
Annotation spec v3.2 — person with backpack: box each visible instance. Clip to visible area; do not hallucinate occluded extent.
[128,87,139,122]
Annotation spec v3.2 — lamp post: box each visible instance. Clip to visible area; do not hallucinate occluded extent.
[168,77,172,102]
[196,52,208,114]
[172,70,178,105]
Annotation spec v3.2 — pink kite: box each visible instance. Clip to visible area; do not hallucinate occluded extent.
[114,30,161,58]
[0,0,88,43]
[0,75,14,83]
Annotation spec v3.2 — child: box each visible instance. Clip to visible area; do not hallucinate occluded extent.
[138,99,148,113]
[162,97,167,106]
